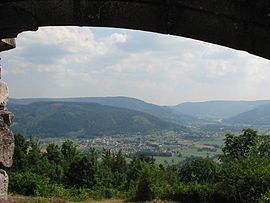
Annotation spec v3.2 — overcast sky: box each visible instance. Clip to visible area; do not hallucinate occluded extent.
[1,26,270,105]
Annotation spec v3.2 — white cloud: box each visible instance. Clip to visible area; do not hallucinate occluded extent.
[108,33,128,43]
[1,26,270,105]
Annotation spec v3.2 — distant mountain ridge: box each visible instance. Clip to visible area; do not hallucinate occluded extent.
[225,103,270,126]
[10,97,270,130]
[10,97,198,125]
[9,101,186,138]
[172,100,270,119]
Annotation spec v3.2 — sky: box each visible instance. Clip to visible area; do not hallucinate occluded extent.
[1,26,270,105]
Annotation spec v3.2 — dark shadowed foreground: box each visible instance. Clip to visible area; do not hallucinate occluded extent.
[1,0,270,59]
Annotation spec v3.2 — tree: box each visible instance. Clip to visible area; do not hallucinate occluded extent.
[222,128,258,160]
[61,140,77,172]
[220,128,270,201]
[44,144,64,183]
[135,163,168,201]
[221,156,270,202]
[111,150,127,189]
[26,138,51,175]
[180,158,219,184]
[65,149,98,188]
[11,134,29,172]
[99,149,128,190]
[61,140,77,162]
[258,135,270,157]
[46,143,63,164]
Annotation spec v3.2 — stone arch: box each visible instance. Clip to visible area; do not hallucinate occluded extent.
[0,0,270,59]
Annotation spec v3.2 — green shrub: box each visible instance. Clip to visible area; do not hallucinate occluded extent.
[220,156,270,202]
[135,164,162,201]
[259,190,270,202]
[64,188,95,202]
[9,172,50,196]
[180,158,219,184]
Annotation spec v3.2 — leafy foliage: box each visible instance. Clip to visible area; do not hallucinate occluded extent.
[8,130,270,202]
[222,128,258,159]
[180,158,219,184]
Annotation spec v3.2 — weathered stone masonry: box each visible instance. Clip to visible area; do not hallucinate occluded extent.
[0,67,14,200]
[1,0,270,59]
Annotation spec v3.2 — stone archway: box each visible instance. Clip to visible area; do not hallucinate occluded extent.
[0,0,270,59]
[0,0,270,198]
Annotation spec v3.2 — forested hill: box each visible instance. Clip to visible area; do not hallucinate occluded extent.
[9,102,185,138]
[172,100,270,119]
[9,97,198,125]
[225,103,270,125]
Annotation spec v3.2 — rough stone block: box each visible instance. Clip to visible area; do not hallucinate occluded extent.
[0,170,8,198]
[0,38,15,52]
[0,111,14,167]
[0,81,9,110]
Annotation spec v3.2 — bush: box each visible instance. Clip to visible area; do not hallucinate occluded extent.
[135,164,162,201]
[260,190,270,202]
[9,172,70,199]
[180,158,219,184]
[9,172,51,196]
[220,156,270,202]
[170,183,225,203]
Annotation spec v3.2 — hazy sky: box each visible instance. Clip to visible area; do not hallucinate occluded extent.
[1,26,270,105]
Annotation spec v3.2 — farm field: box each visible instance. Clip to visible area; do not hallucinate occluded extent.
[39,133,225,165]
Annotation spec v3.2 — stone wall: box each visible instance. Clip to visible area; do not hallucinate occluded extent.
[0,79,14,199]
[0,170,8,200]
